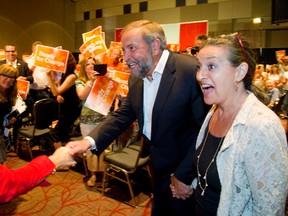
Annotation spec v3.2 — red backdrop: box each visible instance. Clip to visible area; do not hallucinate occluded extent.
[179,21,208,50]
[115,21,208,51]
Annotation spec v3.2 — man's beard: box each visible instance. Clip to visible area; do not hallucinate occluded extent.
[130,48,153,79]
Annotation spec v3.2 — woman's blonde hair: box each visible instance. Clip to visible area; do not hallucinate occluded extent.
[0,64,18,105]
[78,57,97,83]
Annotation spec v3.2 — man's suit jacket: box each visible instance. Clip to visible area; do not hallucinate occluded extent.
[90,51,209,184]
[0,58,33,83]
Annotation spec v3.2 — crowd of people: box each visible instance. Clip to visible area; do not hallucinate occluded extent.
[252,59,288,118]
[0,19,287,215]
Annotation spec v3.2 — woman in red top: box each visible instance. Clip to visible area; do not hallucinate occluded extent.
[0,64,76,203]
[0,146,76,203]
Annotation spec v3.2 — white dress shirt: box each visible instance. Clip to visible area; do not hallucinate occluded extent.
[26,55,49,90]
[6,59,17,68]
[142,49,169,140]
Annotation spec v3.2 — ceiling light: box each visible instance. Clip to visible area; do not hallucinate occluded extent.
[253,18,262,24]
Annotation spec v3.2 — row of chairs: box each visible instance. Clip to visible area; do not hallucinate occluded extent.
[15,98,152,207]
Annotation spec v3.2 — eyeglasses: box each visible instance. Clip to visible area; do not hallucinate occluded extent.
[0,74,16,80]
[5,50,16,53]
[234,32,248,63]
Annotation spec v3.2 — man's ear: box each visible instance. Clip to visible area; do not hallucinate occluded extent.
[151,39,161,55]
[235,62,248,82]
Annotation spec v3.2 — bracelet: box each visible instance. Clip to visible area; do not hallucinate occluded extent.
[87,82,93,88]
[51,169,56,175]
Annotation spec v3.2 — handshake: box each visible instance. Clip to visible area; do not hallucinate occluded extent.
[48,138,92,169]
[48,147,77,169]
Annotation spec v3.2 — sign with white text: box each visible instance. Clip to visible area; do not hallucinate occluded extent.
[79,35,107,58]
[34,45,69,73]
[113,71,129,97]
[84,76,119,116]
[82,26,103,43]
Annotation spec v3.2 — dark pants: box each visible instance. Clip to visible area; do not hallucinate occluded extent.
[51,103,82,143]
[151,169,196,216]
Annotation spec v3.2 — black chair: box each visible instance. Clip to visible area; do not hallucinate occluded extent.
[101,136,151,207]
[16,98,59,159]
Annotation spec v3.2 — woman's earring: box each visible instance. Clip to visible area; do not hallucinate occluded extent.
[235,81,239,91]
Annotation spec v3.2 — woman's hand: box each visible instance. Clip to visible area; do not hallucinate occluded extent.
[6,117,17,128]
[170,174,193,200]
[86,71,99,88]
[46,67,57,80]
[56,95,64,103]
[88,70,99,82]
[16,76,27,81]
[48,147,77,168]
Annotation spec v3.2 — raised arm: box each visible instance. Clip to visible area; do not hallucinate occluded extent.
[47,71,76,97]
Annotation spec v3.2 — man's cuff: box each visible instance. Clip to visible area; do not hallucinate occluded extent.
[84,136,97,151]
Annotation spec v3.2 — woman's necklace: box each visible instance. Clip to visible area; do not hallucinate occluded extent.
[196,110,237,196]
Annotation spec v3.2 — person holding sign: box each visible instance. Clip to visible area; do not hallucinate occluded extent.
[97,46,126,75]
[66,20,209,215]
[76,56,107,186]
[0,64,18,164]
[98,46,130,111]
[26,41,53,108]
[46,52,82,152]
[0,44,33,149]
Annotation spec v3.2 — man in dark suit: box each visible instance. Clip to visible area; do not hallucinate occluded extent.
[67,20,209,215]
[0,44,33,83]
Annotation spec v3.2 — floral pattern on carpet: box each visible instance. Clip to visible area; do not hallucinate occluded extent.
[0,157,152,216]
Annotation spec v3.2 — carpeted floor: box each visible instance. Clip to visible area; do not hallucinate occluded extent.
[0,152,152,216]
[2,122,287,216]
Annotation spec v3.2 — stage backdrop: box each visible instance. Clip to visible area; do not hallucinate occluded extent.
[115,20,208,52]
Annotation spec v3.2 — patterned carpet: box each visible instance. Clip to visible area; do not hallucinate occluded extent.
[0,155,152,216]
[2,121,287,216]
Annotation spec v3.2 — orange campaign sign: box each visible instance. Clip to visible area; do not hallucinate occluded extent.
[84,76,119,116]
[79,35,108,58]
[17,80,30,100]
[82,26,103,43]
[109,41,122,48]
[0,49,5,60]
[113,71,130,97]
[34,45,69,73]
[167,44,180,53]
